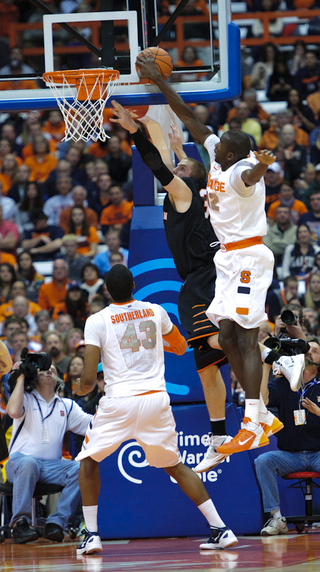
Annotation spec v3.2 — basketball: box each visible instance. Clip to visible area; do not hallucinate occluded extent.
[137,47,173,81]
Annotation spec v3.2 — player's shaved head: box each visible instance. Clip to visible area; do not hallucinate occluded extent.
[223,131,252,160]
[106,264,134,302]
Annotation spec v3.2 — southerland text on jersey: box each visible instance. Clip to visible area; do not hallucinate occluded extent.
[110,308,155,324]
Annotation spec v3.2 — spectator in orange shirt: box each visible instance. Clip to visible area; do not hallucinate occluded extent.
[0,154,19,195]
[0,203,19,257]
[100,184,133,235]
[1,123,23,159]
[67,206,99,259]
[175,46,206,82]
[0,280,41,323]
[0,139,13,168]
[59,185,98,233]
[21,122,55,160]
[0,262,16,304]
[42,110,65,146]
[267,181,308,226]
[37,258,70,314]
[52,280,89,329]
[24,135,57,183]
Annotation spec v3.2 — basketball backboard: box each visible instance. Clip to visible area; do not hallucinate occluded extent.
[0,0,241,112]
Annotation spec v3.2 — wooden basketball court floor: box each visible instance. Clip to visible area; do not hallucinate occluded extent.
[1,530,320,572]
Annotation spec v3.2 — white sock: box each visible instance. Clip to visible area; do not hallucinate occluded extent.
[271,509,282,520]
[244,398,260,424]
[259,393,268,415]
[198,499,225,528]
[83,505,98,533]
[261,347,271,362]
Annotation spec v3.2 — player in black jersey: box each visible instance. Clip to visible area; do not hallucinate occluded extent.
[111,101,232,472]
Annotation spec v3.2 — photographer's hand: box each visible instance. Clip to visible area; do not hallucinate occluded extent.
[302,397,320,417]
[274,315,285,337]
[285,322,307,341]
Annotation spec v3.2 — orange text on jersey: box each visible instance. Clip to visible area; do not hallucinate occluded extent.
[207,175,225,193]
[111,308,155,324]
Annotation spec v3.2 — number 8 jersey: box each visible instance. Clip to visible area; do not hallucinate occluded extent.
[84,300,173,397]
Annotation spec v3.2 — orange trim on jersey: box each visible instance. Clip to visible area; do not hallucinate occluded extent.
[221,236,263,252]
[236,307,249,315]
[112,299,136,306]
[135,390,163,396]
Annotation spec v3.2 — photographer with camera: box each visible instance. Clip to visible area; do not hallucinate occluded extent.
[5,349,92,544]
[255,335,320,536]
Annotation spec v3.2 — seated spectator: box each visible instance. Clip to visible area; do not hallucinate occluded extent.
[266,275,299,323]
[294,49,320,102]
[2,315,23,355]
[1,123,23,159]
[42,110,65,147]
[255,338,320,536]
[64,328,84,360]
[24,135,57,184]
[54,314,74,335]
[67,206,99,259]
[263,205,297,267]
[15,181,44,233]
[43,175,74,226]
[5,359,91,544]
[7,163,31,204]
[100,185,133,235]
[0,139,13,168]
[10,329,32,361]
[175,46,206,82]
[11,295,40,334]
[59,185,98,233]
[276,109,309,147]
[80,263,104,302]
[250,42,278,90]
[31,309,51,346]
[0,279,40,323]
[42,331,71,374]
[63,355,85,401]
[75,339,85,358]
[104,134,132,186]
[20,120,52,160]
[0,154,19,195]
[63,144,87,186]
[267,181,308,226]
[0,47,38,90]
[294,163,316,202]
[264,162,282,213]
[88,294,108,315]
[287,88,315,135]
[21,209,63,262]
[266,59,294,102]
[37,259,70,314]
[251,0,283,38]
[42,159,73,199]
[299,189,320,243]
[92,229,128,276]
[302,307,319,335]
[60,234,89,281]
[227,88,269,130]
[224,101,262,146]
[307,77,320,122]
[282,223,320,282]
[0,203,19,258]
[16,251,44,302]
[0,262,16,304]
[281,124,307,184]
[304,271,320,311]
[287,40,307,75]
[52,280,89,330]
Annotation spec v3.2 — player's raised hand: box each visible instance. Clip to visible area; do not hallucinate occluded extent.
[110,100,138,134]
[254,149,276,166]
[168,124,183,155]
[136,50,161,82]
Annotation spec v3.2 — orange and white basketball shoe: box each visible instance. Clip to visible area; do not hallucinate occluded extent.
[259,411,284,438]
[216,417,269,454]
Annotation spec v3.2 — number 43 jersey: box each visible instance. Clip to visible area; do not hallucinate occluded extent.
[84,300,173,398]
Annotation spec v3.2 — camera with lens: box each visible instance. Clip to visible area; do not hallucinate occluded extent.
[264,334,310,356]
[6,347,52,394]
[280,309,298,326]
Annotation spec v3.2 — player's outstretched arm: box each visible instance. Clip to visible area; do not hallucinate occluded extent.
[169,123,187,161]
[111,101,192,207]
[136,51,212,145]
[241,149,276,186]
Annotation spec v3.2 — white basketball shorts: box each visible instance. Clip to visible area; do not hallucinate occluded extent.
[76,391,181,468]
[206,243,274,329]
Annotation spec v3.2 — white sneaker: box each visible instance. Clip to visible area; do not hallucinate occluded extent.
[77,529,102,555]
[272,354,304,391]
[200,526,238,549]
[194,435,233,473]
[259,411,284,437]
[261,517,288,536]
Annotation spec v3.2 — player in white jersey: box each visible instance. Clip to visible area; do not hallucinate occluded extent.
[136,52,281,455]
[74,265,238,555]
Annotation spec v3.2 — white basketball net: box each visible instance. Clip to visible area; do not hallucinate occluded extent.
[45,71,118,142]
